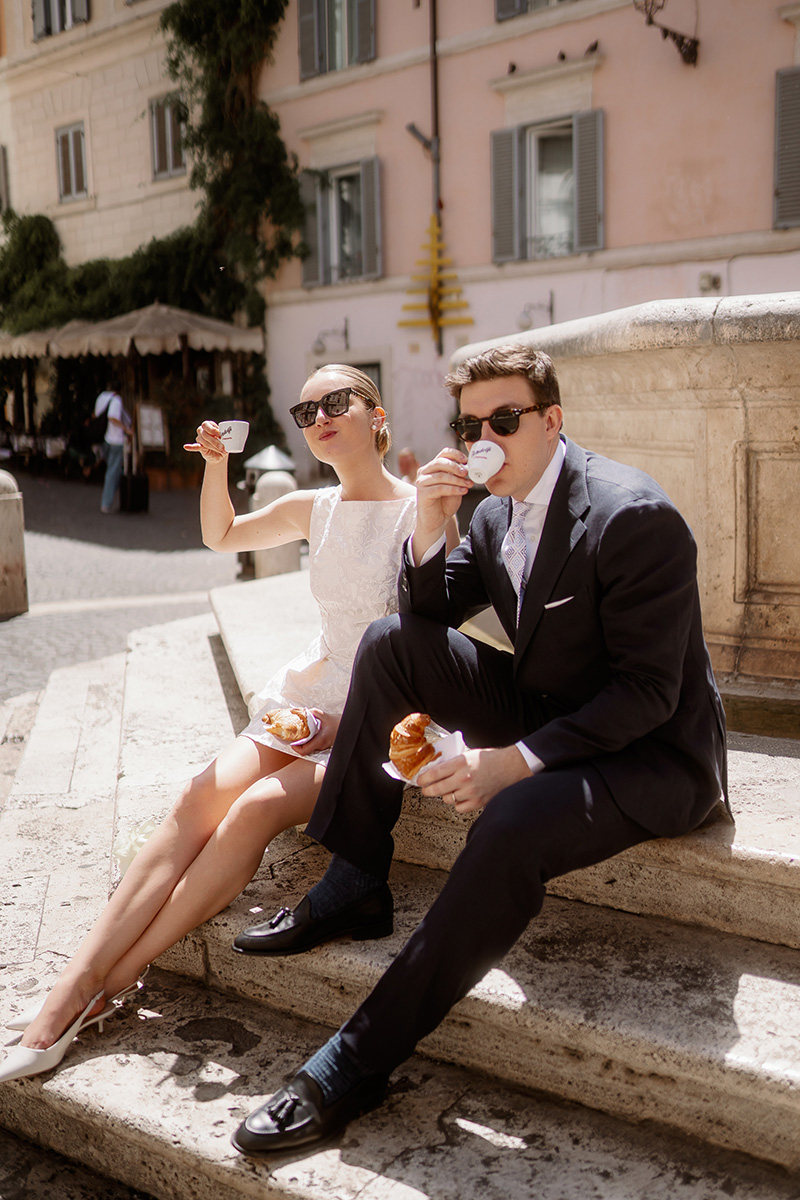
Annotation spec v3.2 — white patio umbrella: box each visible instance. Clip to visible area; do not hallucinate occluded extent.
[47,301,264,358]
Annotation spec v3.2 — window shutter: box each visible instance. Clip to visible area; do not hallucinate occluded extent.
[298,0,323,80]
[775,67,800,229]
[491,128,521,262]
[57,130,71,199]
[354,0,375,64]
[32,0,50,40]
[496,0,525,20]
[72,0,90,23]
[0,146,9,212]
[301,172,324,287]
[360,156,382,279]
[573,108,603,253]
[73,126,86,195]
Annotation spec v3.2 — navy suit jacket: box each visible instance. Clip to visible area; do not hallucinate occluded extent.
[399,436,728,838]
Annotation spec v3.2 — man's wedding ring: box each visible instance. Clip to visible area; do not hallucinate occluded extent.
[449,792,456,804]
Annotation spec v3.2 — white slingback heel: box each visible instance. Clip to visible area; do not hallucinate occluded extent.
[5,967,149,1033]
[0,991,106,1083]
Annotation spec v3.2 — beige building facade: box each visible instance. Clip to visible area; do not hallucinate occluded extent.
[0,0,197,268]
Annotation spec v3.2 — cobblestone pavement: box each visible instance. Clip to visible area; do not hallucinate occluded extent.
[0,468,243,705]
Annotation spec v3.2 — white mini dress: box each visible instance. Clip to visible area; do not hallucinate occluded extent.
[240,486,417,766]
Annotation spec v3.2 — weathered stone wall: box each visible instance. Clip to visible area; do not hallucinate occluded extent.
[452,293,800,682]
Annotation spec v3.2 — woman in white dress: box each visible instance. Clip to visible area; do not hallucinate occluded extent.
[1,364,459,1083]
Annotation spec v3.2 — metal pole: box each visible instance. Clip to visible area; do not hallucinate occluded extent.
[430,0,440,216]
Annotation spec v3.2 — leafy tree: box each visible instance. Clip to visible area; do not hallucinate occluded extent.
[160,0,305,322]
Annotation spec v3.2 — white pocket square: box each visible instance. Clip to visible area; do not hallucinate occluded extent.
[544,596,574,609]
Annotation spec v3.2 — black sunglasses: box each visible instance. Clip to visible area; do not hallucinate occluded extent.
[449,403,547,443]
[290,387,361,429]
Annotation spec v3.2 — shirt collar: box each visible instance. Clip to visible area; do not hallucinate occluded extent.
[518,436,566,509]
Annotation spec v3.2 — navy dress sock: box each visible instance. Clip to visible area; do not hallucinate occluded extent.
[306,853,384,919]
[302,1030,378,1105]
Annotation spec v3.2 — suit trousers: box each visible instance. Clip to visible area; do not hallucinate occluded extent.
[306,614,653,1076]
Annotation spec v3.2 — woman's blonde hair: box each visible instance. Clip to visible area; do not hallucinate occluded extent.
[308,364,391,459]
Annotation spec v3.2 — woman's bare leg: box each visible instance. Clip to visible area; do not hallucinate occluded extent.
[102,756,324,998]
[21,735,292,1048]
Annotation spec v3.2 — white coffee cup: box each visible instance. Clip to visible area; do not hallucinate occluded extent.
[467,439,505,484]
[218,420,249,454]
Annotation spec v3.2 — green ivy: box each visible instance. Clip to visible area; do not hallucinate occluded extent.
[161,0,305,313]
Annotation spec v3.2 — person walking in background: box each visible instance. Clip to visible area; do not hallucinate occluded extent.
[95,381,131,513]
[397,446,420,484]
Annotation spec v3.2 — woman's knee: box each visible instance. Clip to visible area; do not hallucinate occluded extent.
[171,766,220,822]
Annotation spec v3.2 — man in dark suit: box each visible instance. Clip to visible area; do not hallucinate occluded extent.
[231,344,728,1155]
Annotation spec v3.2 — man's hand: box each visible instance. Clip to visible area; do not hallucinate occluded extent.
[417,745,532,813]
[411,448,472,562]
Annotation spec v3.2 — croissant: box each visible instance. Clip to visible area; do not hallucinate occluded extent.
[389,712,440,780]
[262,707,310,742]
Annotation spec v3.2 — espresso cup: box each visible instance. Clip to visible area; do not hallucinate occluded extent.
[218,420,249,454]
[467,439,505,483]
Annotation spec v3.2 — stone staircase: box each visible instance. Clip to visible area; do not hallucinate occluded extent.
[1,571,800,1200]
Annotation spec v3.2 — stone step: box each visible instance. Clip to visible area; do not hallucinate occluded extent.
[0,615,239,1029]
[0,655,126,974]
[64,604,800,1171]
[153,833,800,1173]
[1,965,798,1200]
[394,732,800,951]
[2,602,800,1197]
[211,571,800,950]
[113,613,247,873]
[0,688,40,811]
[0,1126,156,1200]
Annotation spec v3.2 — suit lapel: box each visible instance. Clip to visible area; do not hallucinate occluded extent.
[513,438,590,664]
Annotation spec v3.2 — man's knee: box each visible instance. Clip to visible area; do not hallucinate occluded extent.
[354,613,443,675]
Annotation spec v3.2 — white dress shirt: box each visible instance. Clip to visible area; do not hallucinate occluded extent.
[502,438,566,591]
[411,439,566,777]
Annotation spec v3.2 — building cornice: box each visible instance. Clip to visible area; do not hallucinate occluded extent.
[265,227,800,307]
[298,110,384,142]
[0,9,165,92]
[490,55,602,97]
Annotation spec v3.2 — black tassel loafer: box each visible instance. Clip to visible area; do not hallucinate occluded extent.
[231,1070,388,1155]
[231,885,393,956]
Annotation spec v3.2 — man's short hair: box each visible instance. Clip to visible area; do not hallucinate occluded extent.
[445,344,561,408]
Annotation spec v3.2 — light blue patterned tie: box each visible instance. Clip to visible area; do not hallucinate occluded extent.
[502,500,532,624]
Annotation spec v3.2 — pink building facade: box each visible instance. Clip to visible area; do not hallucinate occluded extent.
[261,0,800,481]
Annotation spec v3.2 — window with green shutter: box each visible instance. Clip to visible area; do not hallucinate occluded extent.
[301,158,382,286]
[33,0,90,40]
[775,67,800,229]
[56,122,87,202]
[150,95,186,181]
[496,0,573,19]
[491,110,603,262]
[299,0,375,80]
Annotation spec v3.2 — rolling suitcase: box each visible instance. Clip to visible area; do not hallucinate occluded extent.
[120,468,149,513]
[120,438,149,513]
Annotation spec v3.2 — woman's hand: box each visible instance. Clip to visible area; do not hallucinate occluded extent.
[184,421,227,464]
[417,745,531,813]
[291,709,340,755]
